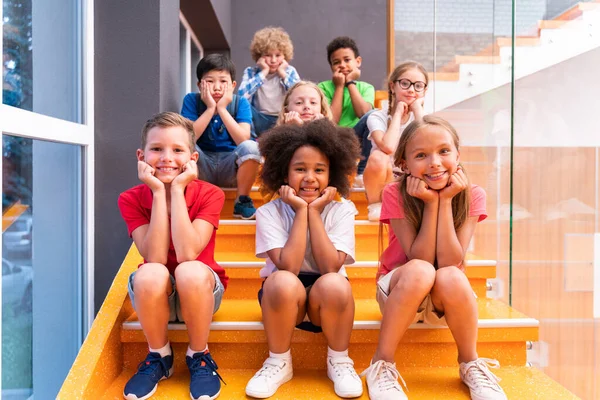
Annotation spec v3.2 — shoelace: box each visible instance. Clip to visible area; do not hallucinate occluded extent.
[254,358,288,378]
[135,353,170,377]
[462,358,502,391]
[188,353,226,385]
[360,360,407,393]
[329,356,359,379]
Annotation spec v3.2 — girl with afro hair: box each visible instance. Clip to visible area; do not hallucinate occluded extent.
[245,119,364,399]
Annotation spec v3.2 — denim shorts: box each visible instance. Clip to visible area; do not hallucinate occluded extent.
[128,266,225,323]
[196,140,261,187]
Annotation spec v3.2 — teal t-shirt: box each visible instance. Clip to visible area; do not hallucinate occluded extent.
[318,80,375,128]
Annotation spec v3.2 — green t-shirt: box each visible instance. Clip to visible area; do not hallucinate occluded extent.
[318,80,375,128]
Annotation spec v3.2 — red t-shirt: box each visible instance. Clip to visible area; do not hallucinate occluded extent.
[378,182,487,280]
[118,179,228,289]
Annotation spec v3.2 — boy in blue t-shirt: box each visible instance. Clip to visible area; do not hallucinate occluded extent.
[181,54,261,219]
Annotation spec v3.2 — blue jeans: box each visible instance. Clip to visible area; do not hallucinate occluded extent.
[196,140,262,187]
[353,110,375,175]
[251,105,278,137]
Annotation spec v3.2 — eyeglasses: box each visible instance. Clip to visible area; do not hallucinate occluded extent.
[395,79,427,92]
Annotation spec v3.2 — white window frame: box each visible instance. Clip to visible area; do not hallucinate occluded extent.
[0,0,95,338]
[179,11,203,93]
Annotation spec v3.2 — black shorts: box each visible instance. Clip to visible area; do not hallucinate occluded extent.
[258,273,324,333]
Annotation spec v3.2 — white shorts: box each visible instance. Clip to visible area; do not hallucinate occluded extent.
[375,267,476,326]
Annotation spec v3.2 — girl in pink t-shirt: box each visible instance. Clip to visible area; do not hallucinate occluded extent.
[360,116,507,400]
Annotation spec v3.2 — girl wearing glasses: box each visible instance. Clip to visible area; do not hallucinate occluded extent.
[363,61,428,221]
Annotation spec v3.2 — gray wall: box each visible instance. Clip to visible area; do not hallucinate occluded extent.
[230,0,388,89]
[94,0,180,312]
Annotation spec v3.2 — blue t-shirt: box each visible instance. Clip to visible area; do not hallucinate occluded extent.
[181,93,253,152]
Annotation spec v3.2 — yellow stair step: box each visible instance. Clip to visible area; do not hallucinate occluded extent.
[101,366,577,400]
[120,298,537,369]
[220,260,496,299]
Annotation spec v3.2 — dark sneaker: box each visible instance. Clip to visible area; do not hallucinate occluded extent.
[187,351,225,400]
[233,195,256,220]
[123,350,173,400]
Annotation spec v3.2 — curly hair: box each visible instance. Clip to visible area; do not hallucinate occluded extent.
[275,81,333,126]
[326,36,360,65]
[250,26,294,62]
[259,119,360,198]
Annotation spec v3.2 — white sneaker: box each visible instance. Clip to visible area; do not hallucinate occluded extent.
[327,356,363,398]
[459,358,507,400]
[245,357,293,398]
[360,360,407,400]
[353,174,364,188]
[367,202,382,222]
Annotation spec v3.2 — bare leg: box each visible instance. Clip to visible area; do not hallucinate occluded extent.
[236,159,260,197]
[307,273,355,351]
[133,263,172,349]
[175,261,216,351]
[261,270,307,353]
[430,267,478,363]
[364,150,393,205]
[373,260,436,362]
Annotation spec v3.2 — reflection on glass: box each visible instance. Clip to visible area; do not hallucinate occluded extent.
[3,0,82,123]
[2,136,33,399]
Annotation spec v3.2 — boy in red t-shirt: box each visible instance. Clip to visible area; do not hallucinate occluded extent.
[118,112,227,400]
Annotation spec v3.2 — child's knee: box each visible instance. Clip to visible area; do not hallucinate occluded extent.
[391,260,435,295]
[174,261,214,292]
[134,263,170,294]
[311,273,352,307]
[235,140,262,166]
[263,271,304,305]
[433,267,470,297]
[366,150,389,171]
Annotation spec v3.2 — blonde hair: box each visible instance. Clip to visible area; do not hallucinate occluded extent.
[141,112,195,152]
[393,115,470,232]
[276,81,333,126]
[387,61,429,118]
[250,26,294,62]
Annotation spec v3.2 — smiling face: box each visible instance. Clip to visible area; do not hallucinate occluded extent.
[286,145,330,204]
[263,48,285,73]
[199,69,236,102]
[329,47,361,76]
[390,67,428,106]
[286,85,322,121]
[137,126,198,184]
[402,125,460,190]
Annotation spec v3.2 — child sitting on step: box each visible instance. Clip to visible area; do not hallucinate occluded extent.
[118,112,227,400]
[363,61,428,222]
[275,81,333,126]
[239,26,301,136]
[245,119,363,399]
[361,116,507,400]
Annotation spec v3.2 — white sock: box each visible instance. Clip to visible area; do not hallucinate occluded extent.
[327,347,348,359]
[187,344,208,358]
[269,349,292,361]
[149,342,172,358]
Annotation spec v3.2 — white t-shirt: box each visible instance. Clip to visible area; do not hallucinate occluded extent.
[255,198,358,278]
[254,73,287,116]
[366,107,414,154]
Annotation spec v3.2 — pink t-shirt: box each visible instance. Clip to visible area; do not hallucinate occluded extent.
[378,182,487,279]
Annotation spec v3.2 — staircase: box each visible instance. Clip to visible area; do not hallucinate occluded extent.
[424,1,600,111]
[57,187,578,399]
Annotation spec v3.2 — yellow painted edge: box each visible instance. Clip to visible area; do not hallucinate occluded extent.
[57,243,141,399]
[2,201,29,233]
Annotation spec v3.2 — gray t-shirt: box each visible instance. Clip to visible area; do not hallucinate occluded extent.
[366,107,414,153]
[254,73,287,116]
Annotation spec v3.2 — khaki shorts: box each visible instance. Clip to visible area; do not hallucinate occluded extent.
[376,267,475,326]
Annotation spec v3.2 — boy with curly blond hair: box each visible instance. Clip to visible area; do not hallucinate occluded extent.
[238,26,300,136]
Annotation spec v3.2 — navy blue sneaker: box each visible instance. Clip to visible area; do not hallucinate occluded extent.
[233,195,256,220]
[187,351,225,400]
[123,350,173,400]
